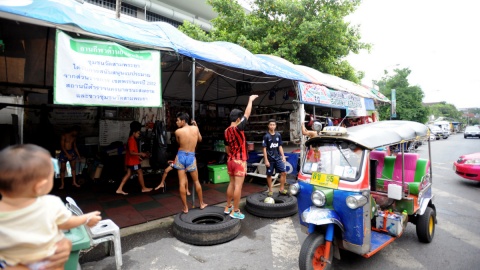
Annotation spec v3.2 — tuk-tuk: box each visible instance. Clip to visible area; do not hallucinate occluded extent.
[289,121,436,270]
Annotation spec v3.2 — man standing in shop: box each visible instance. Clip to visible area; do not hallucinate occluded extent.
[223,94,258,219]
[263,119,288,197]
[173,112,207,214]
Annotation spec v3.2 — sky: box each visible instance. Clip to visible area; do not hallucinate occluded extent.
[346,0,480,109]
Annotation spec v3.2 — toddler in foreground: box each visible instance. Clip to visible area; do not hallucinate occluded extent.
[0,144,101,270]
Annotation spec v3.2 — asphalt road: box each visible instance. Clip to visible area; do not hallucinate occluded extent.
[80,133,480,270]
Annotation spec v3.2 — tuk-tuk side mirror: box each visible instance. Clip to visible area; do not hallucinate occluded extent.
[387,184,403,200]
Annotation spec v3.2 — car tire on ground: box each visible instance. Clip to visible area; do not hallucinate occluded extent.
[173,206,241,246]
[299,232,333,270]
[245,192,298,218]
[416,206,436,243]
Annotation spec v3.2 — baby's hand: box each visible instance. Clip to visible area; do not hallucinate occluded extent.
[85,211,102,227]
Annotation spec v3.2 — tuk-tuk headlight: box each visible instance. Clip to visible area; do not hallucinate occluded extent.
[346,195,368,209]
[311,190,326,207]
[289,183,300,196]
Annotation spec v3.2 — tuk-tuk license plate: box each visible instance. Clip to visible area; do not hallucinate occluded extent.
[311,172,339,189]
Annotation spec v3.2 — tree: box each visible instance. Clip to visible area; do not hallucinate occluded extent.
[427,102,462,121]
[178,0,370,83]
[376,68,429,123]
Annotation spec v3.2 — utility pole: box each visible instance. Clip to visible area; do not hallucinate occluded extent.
[115,0,121,19]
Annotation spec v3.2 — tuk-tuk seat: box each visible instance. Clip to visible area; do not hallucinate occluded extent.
[383,153,420,195]
[370,150,387,178]
[392,153,419,182]
[408,158,430,195]
[375,156,396,192]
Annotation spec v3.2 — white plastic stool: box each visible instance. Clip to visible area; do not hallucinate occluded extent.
[66,197,123,270]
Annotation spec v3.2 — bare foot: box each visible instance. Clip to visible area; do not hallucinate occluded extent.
[142,188,153,193]
[186,190,191,196]
[73,183,81,188]
[182,207,189,214]
[200,203,208,210]
[116,190,128,195]
[59,186,64,190]
[154,183,164,190]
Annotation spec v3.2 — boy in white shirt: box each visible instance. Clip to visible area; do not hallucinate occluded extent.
[0,144,101,270]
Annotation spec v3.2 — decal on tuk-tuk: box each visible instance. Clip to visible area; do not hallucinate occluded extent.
[311,172,340,189]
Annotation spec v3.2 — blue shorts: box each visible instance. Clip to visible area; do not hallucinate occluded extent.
[266,158,286,176]
[173,151,197,172]
[58,149,77,163]
[128,164,142,171]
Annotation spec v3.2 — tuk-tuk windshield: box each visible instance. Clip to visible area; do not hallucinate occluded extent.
[302,142,364,181]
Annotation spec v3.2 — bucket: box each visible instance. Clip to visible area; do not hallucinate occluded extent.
[247,142,255,152]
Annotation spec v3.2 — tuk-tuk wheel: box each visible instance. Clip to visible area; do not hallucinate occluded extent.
[416,207,436,243]
[299,232,333,270]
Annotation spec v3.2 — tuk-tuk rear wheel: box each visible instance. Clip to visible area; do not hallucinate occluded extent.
[299,232,333,270]
[416,207,436,243]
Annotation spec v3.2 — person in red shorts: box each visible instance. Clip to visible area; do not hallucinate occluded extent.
[116,121,152,195]
[223,95,258,219]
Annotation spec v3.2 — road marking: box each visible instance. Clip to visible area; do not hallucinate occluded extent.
[173,245,190,256]
[438,219,480,250]
[271,217,300,270]
[434,188,480,212]
[381,242,424,269]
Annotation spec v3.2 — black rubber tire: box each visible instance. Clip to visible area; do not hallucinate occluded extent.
[299,232,333,270]
[172,206,241,246]
[245,192,297,218]
[416,206,436,243]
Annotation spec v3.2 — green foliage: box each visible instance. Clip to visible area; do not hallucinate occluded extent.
[178,21,214,42]
[177,0,370,83]
[376,68,429,123]
[428,102,462,120]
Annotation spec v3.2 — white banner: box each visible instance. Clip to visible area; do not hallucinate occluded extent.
[54,30,161,107]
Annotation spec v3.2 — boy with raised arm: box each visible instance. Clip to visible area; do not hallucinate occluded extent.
[223,95,258,219]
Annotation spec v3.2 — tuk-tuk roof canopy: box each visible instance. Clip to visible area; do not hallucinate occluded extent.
[308,121,429,150]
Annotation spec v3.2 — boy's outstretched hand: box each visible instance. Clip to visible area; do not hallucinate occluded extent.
[85,211,102,227]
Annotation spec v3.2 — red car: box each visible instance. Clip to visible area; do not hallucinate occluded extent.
[453,152,480,181]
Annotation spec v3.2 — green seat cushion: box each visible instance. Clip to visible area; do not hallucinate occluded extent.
[408,182,421,195]
[381,156,396,179]
[414,159,429,183]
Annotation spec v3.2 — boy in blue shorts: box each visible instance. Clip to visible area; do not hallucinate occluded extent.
[173,112,207,214]
[263,119,288,197]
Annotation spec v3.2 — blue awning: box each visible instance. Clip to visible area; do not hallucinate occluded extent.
[0,0,311,83]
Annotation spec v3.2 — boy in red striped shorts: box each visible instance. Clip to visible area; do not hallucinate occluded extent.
[223,95,258,219]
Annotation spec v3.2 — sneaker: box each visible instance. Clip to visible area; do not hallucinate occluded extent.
[224,205,233,214]
[230,210,245,220]
[278,189,289,196]
[267,191,273,197]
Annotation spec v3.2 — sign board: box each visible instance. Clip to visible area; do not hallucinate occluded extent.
[298,82,367,116]
[99,120,130,146]
[54,30,162,107]
[391,89,397,118]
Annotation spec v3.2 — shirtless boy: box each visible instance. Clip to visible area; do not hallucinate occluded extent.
[301,122,322,139]
[58,126,82,189]
[173,112,207,213]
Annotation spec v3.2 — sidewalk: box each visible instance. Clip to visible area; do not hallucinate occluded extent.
[79,185,289,269]
[53,173,267,229]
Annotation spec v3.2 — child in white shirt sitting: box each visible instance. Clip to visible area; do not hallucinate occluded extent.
[0,144,101,270]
